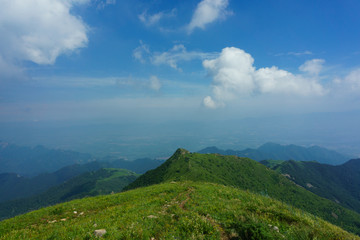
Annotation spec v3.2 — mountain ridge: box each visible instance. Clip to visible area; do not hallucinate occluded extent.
[126,149,360,235]
[198,142,351,165]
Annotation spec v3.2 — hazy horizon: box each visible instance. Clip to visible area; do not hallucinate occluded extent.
[1,0,360,160]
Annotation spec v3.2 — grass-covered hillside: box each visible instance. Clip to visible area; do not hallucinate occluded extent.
[0,181,358,240]
[0,168,139,220]
[125,149,360,235]
[265,159,360,214]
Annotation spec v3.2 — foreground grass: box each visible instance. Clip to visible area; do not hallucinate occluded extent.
[0,181,358,240]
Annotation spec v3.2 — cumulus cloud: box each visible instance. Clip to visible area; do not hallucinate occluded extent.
[139,9,176,27]
[151,44,218,71]
[0,0,89,78]
[187,0,231,34]
[203,96,219,109]
[299,59,325,75]
[203,47,326,108]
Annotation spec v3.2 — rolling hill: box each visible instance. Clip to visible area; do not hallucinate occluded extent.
[261,159,360,214]
[198,142,352,165]
[0,157,164,203]
[0,168,139,220]
[0,181,358,239]
[126,149,360,235]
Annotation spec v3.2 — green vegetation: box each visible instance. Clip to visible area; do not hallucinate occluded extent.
[266,159,360,214]
[126,149,360,235]
[259,159,285,168]
[0,181,358,240]
[0,156,163,203]
[0,168,139,220]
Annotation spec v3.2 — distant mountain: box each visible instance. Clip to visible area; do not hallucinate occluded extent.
[0,168,139,220]
[1,182,358,240]
[100,157,165,174]
[0,141,93,176]
[198,142,351,165]
[261,158,360,214]
[0,158,164,203]
[126,149,360,235]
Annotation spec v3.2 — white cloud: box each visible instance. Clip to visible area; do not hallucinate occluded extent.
[139,9,176,27]
[203,47,326,108]
[151,44,218,71]
[33,75,161,92]
[133,41,150,63]
[203,96,219,109]
[275,50,313,57]
[299,59,325,75]
[333,68,360,91]
[149,76,161,91]
[96,0,116,9]
[0,0,88,74]
[0,55,26,81]
[187,0,231,34]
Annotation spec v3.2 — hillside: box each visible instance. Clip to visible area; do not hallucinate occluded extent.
[0,181,358,240]
[198,142,351,165]
[0,168,138,220]
[0,142,92,176]
[263,159,360,214]
[0,157,163,203]
[126,149,360,235]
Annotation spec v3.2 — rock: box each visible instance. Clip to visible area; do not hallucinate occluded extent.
[273,226,279,232]
[147,215,158,219]
[94,229,106,237]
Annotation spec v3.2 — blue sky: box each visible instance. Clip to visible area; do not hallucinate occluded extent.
[1,0,360,157]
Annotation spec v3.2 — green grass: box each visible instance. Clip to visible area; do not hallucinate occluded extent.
[271,159,360,214]
[0,168,139,220]
[0,181,358,240]
[125,149,360,235]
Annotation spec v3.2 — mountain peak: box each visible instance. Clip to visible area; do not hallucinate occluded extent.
[174,148,190,156]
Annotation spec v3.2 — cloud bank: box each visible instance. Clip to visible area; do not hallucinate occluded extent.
[187,0,231,33]
[203,47,326,108]
[0,0,89,79]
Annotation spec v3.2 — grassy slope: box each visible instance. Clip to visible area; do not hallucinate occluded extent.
[270,159,360,213]
[0,181,358,240]
[125,149,360,235]
[0,168,139,220]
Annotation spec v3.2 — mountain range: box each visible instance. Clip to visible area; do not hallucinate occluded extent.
[1,149,360,239]
[1,143,360,238]
[0,141,92,176]
[198,142,352,165]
